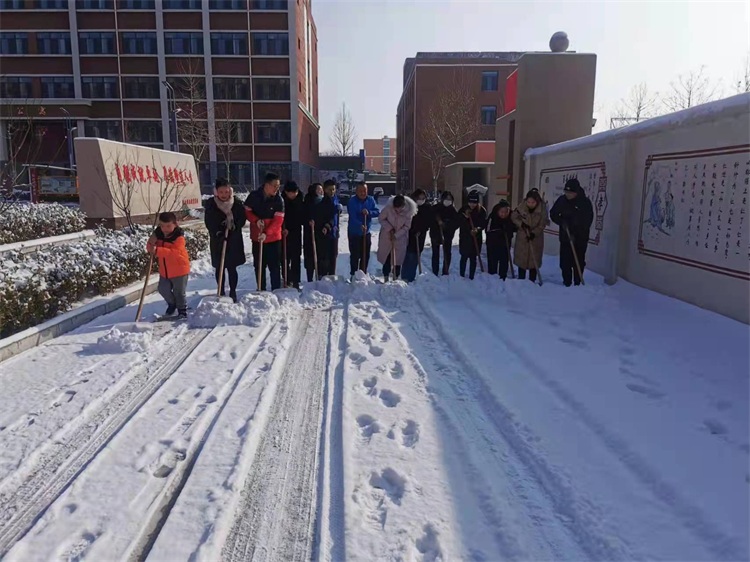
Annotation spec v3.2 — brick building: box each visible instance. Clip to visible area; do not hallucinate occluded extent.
[0,0,319,193]
[396,51,522,193]
[363,136,396,175]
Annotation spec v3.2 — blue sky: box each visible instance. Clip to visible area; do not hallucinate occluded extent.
[313,0,750,151]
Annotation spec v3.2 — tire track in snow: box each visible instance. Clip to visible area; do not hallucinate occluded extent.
[221,310,330,562]
[0,327,212,557]
[405,295,627,561]
[452,294,746,561]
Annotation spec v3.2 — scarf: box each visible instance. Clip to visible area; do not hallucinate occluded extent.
[213,188,235,231]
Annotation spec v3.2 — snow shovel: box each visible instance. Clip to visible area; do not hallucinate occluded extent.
[274,231,299,295]
[256,227,265,292]
[468,215,485,273]
[310,221,319,281]
[564,224,586,286]
[107,247,156,336]
[361,221,368,273]
[503,231,516,279]
[389,231,399,282]
[201,228,234,305]
[526,229,544,287]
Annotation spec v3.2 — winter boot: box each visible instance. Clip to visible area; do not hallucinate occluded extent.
[229,290,238,303]
[177,308,188,319]
[165,304,177,316]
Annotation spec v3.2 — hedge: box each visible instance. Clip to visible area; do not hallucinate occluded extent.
[0,226,208,339]
[0,203,87,245]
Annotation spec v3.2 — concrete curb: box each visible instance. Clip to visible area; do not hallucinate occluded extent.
[0,274,160,364]
[0,230,97,256]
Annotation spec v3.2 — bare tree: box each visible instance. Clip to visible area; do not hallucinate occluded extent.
[0,103,48,213]
[663,66,720,112]
[329,102,358,156]
[609,83,662,129]
[214,102,238,183]
[172,59,209,165]
[418,69,481,193]
[734,53,750,94]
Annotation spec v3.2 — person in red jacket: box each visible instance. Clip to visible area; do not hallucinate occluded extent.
[244,172,285,291]
[146,212,191,318]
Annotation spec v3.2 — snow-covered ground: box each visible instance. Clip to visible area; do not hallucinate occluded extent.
[0,216,747,561]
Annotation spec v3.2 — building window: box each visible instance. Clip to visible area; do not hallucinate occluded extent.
[0,0,26,8]
[255,121,291,143]
[481,71,498,91]
[163,0,201,8]
[36,32,72,55]
[253,77,289,100]
[168,76,207,99]
[481,105,497,125]
[125,121,163,144]
[209,0,245,8]
[165,32,204,55]
[213,77,250,100]
[122,76,160,98]
[217,121,253,144]
[82,76,119,98]
[121,32,157,55]
[78,32,116,54]
[76,0,114,8]
[40,76,75,98]
[251,32,288,56]
[0,33,28,55]
[251,0,287,9]
[87,120,121,141]
[0,76,33,98]
[210,33,248,56]
[38,0,67,8]
[119,0,155,8]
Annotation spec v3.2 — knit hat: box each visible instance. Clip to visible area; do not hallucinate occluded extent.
[564,178,581,193]
[284,180,299,192]
[467,191,480,203]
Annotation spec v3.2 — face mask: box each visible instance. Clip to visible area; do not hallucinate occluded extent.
[417,199,426,206]
[443,200,452,207]
[315,195,323,202]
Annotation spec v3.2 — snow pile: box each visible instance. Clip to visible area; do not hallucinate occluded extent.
[94,324,153,353]
[189,292,281,328]
[299,289,335,309]
[0,202,87,245]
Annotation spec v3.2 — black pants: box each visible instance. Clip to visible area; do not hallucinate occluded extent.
[487,246,511,280]
[328,236,339,276]
[382,254,401,281]
[431,239,452,275]
[518,267,538,282]
[305,232,330,281]
[284,231,302,287]
[252,240,281,291]
[215,266,239,295]
[560,238,588,286]
[349,233,372,275]
[459,255,477,279]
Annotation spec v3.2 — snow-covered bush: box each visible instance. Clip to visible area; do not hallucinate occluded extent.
[0,227,208,338]
[0,203,87,245]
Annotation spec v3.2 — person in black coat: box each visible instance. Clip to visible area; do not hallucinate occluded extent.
[456,191,488,279]
[430,191,458,275]
[549,178,595,286]
[486,199,517,280]
[303,183,336,282]
[281,180,305,288]
[204,177,247,302]
[402,189,432,282]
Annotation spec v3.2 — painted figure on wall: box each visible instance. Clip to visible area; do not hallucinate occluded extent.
[665,182,676,230]
[648,179,665,228]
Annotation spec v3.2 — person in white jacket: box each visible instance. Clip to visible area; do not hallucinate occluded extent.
[377,195,418,281]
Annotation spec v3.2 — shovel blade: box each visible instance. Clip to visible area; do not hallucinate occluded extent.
[322,275,346,283]
[114,321,153,332]
[200,296,235,305]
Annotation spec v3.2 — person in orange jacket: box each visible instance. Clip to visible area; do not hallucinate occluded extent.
[244,172,285,291]
[146,211,191,318]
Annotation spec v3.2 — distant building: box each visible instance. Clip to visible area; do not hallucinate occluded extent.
[363,136,396,175]
[396,51,523,193]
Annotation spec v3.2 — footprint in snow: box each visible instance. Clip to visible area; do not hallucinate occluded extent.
[416,523,443,562]
[369,345,384,357]
[559,336,589,349]
[378,332,391,343]
[379,389,401,408]
[353,317,373,331]
[401,420,420,448]
[703,418,728,436]
[350,352,367,367]
[626,383,665,400]
[53,390,77,407]
[389,361,405,380]
[363,376,378,396]
[369,468,406,504]
[356,414,381,439]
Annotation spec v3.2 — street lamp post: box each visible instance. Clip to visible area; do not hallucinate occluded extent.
[162,81,179,152]
[60,107,76,173]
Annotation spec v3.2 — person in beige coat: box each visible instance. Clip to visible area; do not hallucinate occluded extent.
[511,188,549,283]
[377,195,418,281]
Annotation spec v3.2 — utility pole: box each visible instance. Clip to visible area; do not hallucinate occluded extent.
[60,107,76,173]
[162,80,179,152]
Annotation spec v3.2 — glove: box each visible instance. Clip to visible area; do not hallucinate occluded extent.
[527,232,536,241]
[258,233,267,242]
[215,230,226,241]
[361,224,367,233]
[256,219,265,229]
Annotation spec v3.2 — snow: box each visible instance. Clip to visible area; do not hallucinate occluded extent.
[0,213,747,561]
[526,92,750,157]
[94,324,153,353]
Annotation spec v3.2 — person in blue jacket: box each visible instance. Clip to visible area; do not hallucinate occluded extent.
[347,181,380,277]
[323,179,342,276]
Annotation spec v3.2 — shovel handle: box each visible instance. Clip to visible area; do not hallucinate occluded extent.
[135,251,155,322]
[216,227,229,297]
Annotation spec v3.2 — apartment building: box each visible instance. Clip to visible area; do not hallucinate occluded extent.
[363,136,396,175]
[0,0,319,191]
[396,51,521,193]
